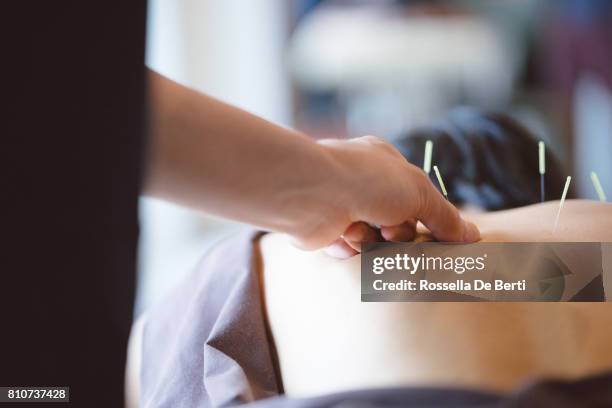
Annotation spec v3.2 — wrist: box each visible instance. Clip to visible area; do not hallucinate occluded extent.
[284,140,354,249]
[317,139,358,213]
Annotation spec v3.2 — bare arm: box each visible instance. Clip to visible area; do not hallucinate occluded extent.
[145,70,479,249]
[145,70,343,245]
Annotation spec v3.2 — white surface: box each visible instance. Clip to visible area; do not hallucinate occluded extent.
[288,5,520,137]
[290,6,517,103]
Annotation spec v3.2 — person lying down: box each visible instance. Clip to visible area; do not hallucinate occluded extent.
[260,200,612,399]
[131,200,612,407]
[129,110,612,407]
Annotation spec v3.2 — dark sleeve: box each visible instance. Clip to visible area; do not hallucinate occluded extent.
[1,2,147,406]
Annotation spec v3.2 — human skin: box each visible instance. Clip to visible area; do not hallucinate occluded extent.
[144,71,479,251]
[259,200,612,397]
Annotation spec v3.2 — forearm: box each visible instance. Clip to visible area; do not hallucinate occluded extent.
[145,71,349,239]
[145,70,480,250]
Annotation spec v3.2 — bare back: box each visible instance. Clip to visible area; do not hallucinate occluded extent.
[259,200,612,397]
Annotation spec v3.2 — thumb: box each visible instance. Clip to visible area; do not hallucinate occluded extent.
[417,181,480,242]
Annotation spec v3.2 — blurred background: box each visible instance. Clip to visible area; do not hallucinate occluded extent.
[137,0,612,314]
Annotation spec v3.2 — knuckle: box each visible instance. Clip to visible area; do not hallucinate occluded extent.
[359,135,402,156]
[362,135,387,147]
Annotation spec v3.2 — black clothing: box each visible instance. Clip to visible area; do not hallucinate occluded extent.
[2,3,147,406]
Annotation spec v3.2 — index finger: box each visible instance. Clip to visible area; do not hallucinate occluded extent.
[417,178,480,242]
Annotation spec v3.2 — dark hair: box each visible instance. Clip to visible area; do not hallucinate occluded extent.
[394,108,571,211]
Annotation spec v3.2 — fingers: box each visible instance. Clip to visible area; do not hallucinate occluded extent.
[324,238,359,259]
[380,220,416,242]
[325,222,381,259]
[326,221,419,259]
[417,179,480,242]
[342,222,381,251]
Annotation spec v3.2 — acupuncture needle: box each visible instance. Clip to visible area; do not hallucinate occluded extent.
[590,171,607,202]
[553,176,571,233]
[539,141,545,203]
[433,165,448,201]
[423,140,433,175]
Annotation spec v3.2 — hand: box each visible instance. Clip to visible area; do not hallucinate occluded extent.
[146,73,477,253]
[291,136,480,255]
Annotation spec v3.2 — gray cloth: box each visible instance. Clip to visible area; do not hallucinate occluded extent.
[141,231,279,407]
[141,231,612,407]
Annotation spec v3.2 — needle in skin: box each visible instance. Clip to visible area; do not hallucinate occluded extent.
[539,141,545,203]
[553,176,571,232]
[433,165,449,201]
[591,171,607,202]
[423,140,433,175]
